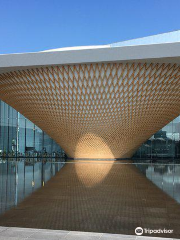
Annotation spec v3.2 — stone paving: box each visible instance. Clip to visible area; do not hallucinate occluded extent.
[0,161,180,239]
[0,227,177,240]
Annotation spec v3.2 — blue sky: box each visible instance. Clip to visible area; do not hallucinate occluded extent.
[1,0,180,54]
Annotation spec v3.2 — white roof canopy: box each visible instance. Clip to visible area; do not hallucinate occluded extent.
[1,30,180,74]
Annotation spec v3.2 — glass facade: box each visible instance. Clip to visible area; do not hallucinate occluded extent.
[0,100,64,158]
[134,116,180,160]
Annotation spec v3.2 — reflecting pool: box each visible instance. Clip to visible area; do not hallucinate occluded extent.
[0,159,180,238]
[135,160,180,204]
[0,158,180,219]
[0,158,65,215]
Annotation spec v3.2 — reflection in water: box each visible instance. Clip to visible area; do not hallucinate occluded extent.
[1,158,180,220]
[0,159,64,216]
[136,162,180,204]
[75,160,114,187]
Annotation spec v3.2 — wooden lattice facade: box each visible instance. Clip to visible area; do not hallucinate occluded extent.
[0,62,180,158]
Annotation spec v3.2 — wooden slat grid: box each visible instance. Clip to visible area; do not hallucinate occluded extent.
[0,62,180,159]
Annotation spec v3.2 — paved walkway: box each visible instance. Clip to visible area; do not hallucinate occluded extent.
[0,161,180,239]
[0,227,177,239]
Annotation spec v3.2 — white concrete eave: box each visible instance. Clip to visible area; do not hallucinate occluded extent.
[1,42,180,74]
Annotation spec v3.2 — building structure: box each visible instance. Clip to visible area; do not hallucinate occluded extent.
[0,100,63,157]
[1,31,180,159]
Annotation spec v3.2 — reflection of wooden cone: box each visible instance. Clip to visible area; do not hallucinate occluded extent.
[0,63,180,158]
[75,161,114,187]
